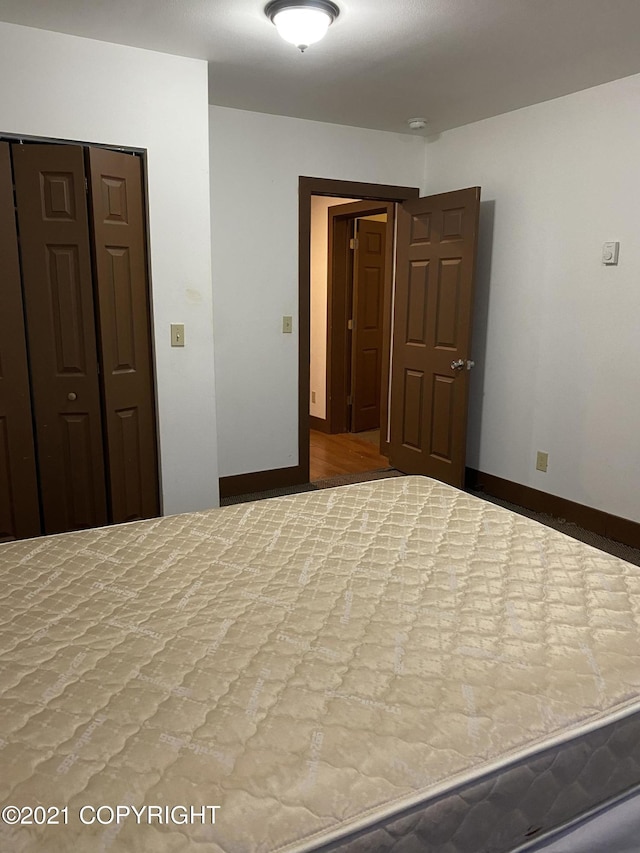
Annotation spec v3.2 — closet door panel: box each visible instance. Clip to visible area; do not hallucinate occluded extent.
[0,143,41,541]
[88,148,159,523]
[12,143,108,535]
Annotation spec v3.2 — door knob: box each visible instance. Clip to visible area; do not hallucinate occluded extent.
[450,359,465,371]
[67,392,77,401]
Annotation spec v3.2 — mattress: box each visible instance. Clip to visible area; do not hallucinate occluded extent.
[1,475,640,853]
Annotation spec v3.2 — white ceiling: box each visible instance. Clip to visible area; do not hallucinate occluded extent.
[2,0,640,134]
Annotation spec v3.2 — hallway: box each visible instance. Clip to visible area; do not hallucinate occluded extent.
[309,430,389,481]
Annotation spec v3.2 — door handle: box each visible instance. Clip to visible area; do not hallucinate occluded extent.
[67,392,77,401]
[451,359,475,372]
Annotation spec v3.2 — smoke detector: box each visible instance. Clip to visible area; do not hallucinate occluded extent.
[407,118,427,130]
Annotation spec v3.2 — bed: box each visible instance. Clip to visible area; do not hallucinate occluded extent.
[1,475,640,852]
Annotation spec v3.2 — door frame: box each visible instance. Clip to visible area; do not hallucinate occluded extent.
[299,177,420,481]
[326,200,392,440]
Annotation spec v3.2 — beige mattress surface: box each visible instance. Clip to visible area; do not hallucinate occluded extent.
[1,476,640,852]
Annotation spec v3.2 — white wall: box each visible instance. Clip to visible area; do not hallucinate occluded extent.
[0,22,219,515]
[210,106,425,477]
[310,196,359,421]
[425,74,640,522]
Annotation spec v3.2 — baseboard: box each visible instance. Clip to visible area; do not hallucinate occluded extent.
[465,468,640,551]
[309,416,331,434]
[219,465,307,500]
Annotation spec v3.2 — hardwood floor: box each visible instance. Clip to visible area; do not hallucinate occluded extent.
[310,429,389,480]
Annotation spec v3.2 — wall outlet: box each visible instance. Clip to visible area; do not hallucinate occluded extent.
[311,391,316,403]
[536,451,548,473]
[282,315,293,334]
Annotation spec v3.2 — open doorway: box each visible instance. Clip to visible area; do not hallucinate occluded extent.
[309,195,393,480]
[300,178,418,481]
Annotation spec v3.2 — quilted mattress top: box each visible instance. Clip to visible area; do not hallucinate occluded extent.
[1,476,640,852]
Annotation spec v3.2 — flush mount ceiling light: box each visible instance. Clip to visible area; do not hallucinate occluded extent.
[265,0,340,52]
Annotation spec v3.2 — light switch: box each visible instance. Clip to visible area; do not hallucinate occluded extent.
[171,323,185,347]
[282,316,293,334]
[602,242,619,265]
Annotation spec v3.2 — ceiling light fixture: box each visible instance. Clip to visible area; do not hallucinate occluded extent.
[265,0,340,52]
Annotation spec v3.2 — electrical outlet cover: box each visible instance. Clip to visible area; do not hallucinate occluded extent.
[536,451,548,473]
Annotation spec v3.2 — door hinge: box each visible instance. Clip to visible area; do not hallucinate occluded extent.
[347,318,353,330]
[349,237,359,250]
[84,177,89,193]
[347,395,353,406]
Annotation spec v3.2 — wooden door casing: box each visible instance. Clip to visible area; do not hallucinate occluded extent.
[87,147,160,523]
[351,218,386,432]
[389,187,480,487]
[0,143,41,541]
[12,143,109,535]
[298,179,420,488]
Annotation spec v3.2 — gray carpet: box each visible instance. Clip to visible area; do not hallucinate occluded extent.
[313,468,404,489]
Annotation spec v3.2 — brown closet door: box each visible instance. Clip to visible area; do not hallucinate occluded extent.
[12,143,108,535]
[87,148,159,522]
[0,143,41,541]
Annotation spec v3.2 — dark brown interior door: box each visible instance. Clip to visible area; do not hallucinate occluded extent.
[0,143,41,541]
[12,143,108,534]
[351,218,386,432]
[87,147,159,522]
[389,187,480,487]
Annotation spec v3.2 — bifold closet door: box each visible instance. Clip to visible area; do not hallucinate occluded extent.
[87,148,159,522]
[0,143,41,541]
[12,143,108,535]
